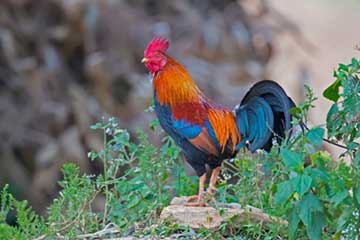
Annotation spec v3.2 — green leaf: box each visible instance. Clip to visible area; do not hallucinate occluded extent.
[354,150,360,167]
[298,193,322,226]
[323,79,341,102]
[274,180,295,205]
[0,185,12,224]
[90,122,102,130]
[339,63,349,72]
[350,58,359,73]
[306,211,326,240]
[0,224,18,239]
[310,151,332,167]
[289,106,301,116]
[308,168,331,182]
[281,150,303,170]
[354,187,360,205]
[127,195,141,208]
[326,104,339,134]
[306,127,325,146]
[149,118,160,131]
[330,190,349,206]
[292,174,312,197]
[336,207,352,231]
[288,207,300,240]
[351,57,358,66]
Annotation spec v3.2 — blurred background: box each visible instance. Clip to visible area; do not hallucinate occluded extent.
[0,0,359,214]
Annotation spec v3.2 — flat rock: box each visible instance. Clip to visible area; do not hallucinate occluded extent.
[160,197,287,229]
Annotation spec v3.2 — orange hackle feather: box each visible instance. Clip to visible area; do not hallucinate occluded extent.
[207,108,240,153]
[153,56,201,107]
[153,55,241,153]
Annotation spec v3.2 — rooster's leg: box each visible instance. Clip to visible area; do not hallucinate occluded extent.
[185,173,207,207]
[208,166,221,194]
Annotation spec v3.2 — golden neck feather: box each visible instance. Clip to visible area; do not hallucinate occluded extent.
[153,56,202,107]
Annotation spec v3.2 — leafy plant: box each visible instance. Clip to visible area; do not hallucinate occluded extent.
[272,58,360,239]
[323,58,360,239]
[0,117,196,239]
[47,164,98,238]
[0,185,46,239]
[89,117,197,234]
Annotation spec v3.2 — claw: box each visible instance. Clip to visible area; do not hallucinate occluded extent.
[184,194,208,207]
[184,195,208,207]
[186,195,200,202]
[208,187,217,194]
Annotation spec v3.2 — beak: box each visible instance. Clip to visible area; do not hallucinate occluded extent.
[141,57,149,63]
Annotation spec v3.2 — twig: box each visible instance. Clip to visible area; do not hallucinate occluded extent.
[33,235,46,240]
[51,190,100,233]
[76,223,119,239]
[302,124,349,150]
[102,129,109,226]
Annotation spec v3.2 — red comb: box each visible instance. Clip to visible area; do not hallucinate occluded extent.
[144,37,169,56]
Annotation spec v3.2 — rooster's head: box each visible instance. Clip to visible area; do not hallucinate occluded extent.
[142,37,169,75]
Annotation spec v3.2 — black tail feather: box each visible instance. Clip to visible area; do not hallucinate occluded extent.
[235,80,295,152]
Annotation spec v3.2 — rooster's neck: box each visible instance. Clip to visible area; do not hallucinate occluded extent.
[153,56,203,107]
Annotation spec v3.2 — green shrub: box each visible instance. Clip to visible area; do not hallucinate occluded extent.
[273,58,360,239]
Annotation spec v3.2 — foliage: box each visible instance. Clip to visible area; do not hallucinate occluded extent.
[94,119,197,233]
[272,58,360,239]
[0,58,359,239]
[46,164,98,237]
[0,185,46,239]
[0,117,197,239]
[325,58,360,155]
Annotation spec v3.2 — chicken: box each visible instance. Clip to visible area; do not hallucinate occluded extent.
[142,37,295,206]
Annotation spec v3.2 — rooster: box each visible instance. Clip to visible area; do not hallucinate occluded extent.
[142,37,295,206]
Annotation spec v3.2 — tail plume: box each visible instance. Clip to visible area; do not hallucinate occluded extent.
[235,80,295,152]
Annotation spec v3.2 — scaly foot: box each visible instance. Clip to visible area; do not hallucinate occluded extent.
[184,194,208,207]
[184,173,208,207]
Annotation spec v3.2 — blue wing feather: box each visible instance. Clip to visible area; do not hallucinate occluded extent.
[172,119,202,139]
[172,115,221,156]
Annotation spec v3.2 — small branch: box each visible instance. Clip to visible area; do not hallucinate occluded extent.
[50,191,100,234]
[76,223,119,239]
[302,123,349,150]
[103,129,109,226]
[33,235,46,240]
